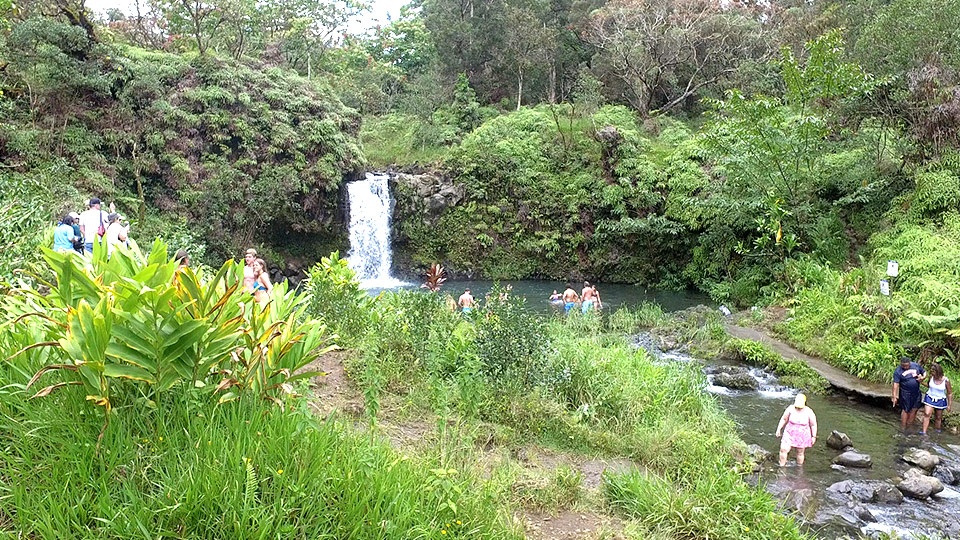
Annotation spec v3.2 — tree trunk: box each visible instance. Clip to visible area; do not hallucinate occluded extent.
[548,64,556,104]
[517,68,523,111]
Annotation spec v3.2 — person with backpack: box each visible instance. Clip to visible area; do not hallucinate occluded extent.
[78,198,111,254]
[52,214,79,253]
[68,212,83,253]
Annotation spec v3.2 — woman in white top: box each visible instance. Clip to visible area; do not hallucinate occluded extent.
[105,213,128,256]
[921,362,953,435]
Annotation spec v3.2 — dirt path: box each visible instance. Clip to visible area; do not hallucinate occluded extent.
[301,351,630,540]
[724,324,889,400]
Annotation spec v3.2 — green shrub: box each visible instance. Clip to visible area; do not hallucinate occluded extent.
[303,252,373,347]
[729,339,828,393]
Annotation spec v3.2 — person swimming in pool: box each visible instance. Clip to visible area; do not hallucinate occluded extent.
[561,284,580,315]
[458,288,475,314]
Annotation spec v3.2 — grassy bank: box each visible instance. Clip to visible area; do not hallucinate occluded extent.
[777,217,960,384]
[1,250,807,539]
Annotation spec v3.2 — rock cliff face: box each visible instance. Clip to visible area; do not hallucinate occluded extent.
[390,169,469,278]
[393,172,465,224]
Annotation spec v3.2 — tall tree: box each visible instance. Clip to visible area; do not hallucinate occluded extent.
[584,0,768,115]
[499,3,555,110]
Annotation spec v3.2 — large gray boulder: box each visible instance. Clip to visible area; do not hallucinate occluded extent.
[712,371,759,390]
[745,444,772,470]
[826,430,854,450]
[902,447,939,471]
[897,468,945,500]
[833,451,873,468]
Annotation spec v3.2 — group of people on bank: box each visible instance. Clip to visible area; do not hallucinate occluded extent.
[53,197,130,256]
[775,356,953,467]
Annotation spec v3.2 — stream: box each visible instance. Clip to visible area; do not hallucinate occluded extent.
[637,335,960,539]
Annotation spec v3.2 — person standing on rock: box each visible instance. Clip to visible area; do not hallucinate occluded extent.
[920,362,952,435]
[776,393,818,466]
[892,356,925,432]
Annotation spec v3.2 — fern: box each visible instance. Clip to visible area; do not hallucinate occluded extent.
[244,459,258,508]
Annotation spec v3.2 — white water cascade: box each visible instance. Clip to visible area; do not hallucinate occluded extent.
[346,173,407,288]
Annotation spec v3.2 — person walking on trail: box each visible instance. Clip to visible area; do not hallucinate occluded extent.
[243,248,258,292]
[562,284,580,315]
[920,362,952,435]
[775,393,818,466]
[68,212,83,253]
[104,213,129,256]
[53,214,79,253]
[78,198,111,254]
[893,356,926,432]
[458,289,474,314]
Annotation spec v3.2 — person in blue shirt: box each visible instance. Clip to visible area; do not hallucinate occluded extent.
[892,356,926,432]
[52,215,78,253]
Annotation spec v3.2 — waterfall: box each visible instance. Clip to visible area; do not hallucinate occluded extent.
[346,173,406,288]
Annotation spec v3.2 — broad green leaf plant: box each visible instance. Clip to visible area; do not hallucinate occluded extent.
[11,239,334,438]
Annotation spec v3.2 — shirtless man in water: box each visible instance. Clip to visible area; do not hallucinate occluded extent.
[562,284,580,315]
[243,248,257,292]
[581,281,600,313]
[458,289,475,314]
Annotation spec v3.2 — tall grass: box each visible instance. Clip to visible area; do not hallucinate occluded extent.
[350,289,808,539]
[0,389,521,538]
[0,250,521,539]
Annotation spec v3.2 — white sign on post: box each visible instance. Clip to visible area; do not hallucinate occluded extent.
[880,279,890,296]
[887,260,899,277]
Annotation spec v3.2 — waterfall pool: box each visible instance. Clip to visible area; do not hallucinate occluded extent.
[363,279,712,314]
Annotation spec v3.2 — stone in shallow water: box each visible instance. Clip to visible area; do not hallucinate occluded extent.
[897,468,945,500]
[825,480,903,504]
[833,451,873,468]
[826,430,854,450]
[902,447,940,471]
[711,371,759,390]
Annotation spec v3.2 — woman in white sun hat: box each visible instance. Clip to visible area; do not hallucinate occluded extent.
[775,393,818,466]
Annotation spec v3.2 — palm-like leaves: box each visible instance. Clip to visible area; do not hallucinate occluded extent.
[16,239,335,431]
[421,263,447,292]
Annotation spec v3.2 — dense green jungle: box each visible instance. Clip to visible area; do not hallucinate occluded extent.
[3,0,960,538]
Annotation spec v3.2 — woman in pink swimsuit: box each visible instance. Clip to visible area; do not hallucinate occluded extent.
[775,393,818,466]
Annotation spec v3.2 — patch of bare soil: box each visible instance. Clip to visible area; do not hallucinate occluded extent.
[578,458,635,490]
[523,511,625,540]
[300,350,363,418]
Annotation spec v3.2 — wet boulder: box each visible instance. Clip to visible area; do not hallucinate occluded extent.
[897,468,944,500]
[932,458,960,485]
[833,451,873,468]
[712,371,759,390]
[826,480,903,504]
[826,430,854,451]
[902,447,939,471]
[745,444,772,470]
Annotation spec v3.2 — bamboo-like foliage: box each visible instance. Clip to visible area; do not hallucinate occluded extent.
[11,239,335,436]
